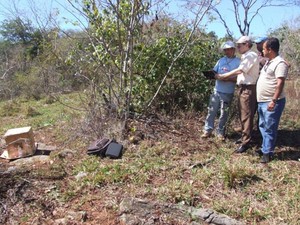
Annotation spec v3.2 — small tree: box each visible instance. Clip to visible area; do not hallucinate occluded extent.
[64,0,151,138]
[65,0,218,138]
[0,17,33,44]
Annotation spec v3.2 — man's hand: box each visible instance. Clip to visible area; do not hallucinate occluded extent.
[215,74,221,80]
[215,74,226,80]
[267,101,276,111]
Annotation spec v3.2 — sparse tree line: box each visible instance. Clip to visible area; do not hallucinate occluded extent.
[0,0,299,135]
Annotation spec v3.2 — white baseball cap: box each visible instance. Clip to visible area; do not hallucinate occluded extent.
[236,36,252,44]
[221,41,235,49]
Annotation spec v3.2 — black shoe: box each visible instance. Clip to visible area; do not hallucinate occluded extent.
[235,145,248,153]
[260,153,274,163]
[235,138,242,144]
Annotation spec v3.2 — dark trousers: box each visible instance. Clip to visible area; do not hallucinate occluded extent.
[238,85,257,146]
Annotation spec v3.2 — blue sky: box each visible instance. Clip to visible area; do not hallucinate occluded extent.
[0,0,83,30]
[166,0,300,39]
[0,0,299,39]
[205,1,299,38]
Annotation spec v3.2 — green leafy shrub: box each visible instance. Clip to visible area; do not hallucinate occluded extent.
[133,36,220,113]
[14,70,45,100]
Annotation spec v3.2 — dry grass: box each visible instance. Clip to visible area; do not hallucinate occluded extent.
[63,130,300,224]
[281,79,300,129]
[66,78,299,224]
[0,79,299,224]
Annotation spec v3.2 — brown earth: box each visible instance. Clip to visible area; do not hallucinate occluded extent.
[0,115,299,225]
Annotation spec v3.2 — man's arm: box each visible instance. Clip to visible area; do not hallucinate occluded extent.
[267,77,285,111]
[225,76,237,82]
[215,68,243,80]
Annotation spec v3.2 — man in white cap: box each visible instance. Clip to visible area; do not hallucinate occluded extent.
[235,36,268,134]
[201,41,240,140]
[215,36,259,152]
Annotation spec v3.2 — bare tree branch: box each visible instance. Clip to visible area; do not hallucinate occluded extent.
[1,66,15,80]
[213,0,297,36]
[213,8,234,37]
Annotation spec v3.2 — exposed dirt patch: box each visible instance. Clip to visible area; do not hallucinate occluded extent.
[0,115,299,224]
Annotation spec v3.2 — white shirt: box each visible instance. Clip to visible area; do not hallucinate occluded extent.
[237,50,260,85]
[256,56,289,102]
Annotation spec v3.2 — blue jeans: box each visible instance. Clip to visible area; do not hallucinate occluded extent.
[204,91,234,135]
[258,98,286,154]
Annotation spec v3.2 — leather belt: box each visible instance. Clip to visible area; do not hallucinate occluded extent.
[238,84,256,88]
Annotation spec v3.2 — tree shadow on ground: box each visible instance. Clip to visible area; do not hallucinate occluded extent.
[275,129,300,161]
[276,129,300,148]
[276,150,300,161]
[227,128,300,161]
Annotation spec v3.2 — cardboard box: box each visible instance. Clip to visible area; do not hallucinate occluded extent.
[1,126,36,160]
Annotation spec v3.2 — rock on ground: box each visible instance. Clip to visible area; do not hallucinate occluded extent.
[119,198,244,225]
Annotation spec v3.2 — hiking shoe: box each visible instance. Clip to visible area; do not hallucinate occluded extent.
[235,145,249,153]
[235,138,242,144]
[260,153,274,163]
[201,131,212,138]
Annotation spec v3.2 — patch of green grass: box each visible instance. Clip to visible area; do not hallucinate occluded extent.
[73,156,134,188]
[20,215,30,222]
[255,190,271,201]
[0,100,21,117]
[0,92,83,134]
[158,178,201,206]
[221,163,260,189]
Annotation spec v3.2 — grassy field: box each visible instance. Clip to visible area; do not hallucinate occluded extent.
[0,79,299,224]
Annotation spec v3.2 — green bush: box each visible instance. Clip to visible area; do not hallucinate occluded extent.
[132,36,220,113]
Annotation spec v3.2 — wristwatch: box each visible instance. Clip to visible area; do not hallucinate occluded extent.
[272,98,277,103]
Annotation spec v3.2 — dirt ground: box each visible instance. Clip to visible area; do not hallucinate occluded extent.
[0,116,299,225]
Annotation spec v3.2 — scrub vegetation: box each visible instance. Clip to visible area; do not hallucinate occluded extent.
[0,0,300,224]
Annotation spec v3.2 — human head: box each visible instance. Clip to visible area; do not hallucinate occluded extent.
[236,36,253,54]
[262,37,280,59]
[254,37,268,54]
[221,41,236,58]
